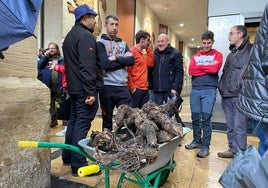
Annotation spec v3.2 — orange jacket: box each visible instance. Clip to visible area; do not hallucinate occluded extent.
[127,47,154,92]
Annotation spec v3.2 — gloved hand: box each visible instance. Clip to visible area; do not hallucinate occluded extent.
[168,93,183,108]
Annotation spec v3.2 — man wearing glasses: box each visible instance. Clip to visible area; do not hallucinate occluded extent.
[218,25,253,158]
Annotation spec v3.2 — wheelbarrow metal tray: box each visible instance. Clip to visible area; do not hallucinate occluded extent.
[138,135,181,176]
[78,136,181,175]
[78,138,103,157]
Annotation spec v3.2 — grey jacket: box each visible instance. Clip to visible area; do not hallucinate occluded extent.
[218,36,253,98]
[238,4,268,123]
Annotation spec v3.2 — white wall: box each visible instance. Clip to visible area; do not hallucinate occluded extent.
[208,0,267,17]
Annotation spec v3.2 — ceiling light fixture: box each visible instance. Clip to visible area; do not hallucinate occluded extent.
[191,38,195,41]
[179,23,184,27]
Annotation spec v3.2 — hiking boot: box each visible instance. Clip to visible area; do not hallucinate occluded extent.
[185,141,201,150]
[197,149,210,158]
[217,149,234,158]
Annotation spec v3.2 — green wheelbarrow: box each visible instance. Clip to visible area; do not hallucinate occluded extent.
[18,134,182,188]
[77,134,181,188]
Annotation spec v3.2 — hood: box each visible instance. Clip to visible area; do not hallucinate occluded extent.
[100,34,122,42]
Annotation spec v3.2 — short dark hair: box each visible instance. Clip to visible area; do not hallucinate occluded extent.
[135,30,150,44]
[105,15,119,24]
[202,30,214,40]
[233,25,247,38]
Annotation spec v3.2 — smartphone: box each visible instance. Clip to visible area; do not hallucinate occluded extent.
[67,1,72,5]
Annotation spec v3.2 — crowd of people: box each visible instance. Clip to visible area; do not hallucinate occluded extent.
[36,3,268,175]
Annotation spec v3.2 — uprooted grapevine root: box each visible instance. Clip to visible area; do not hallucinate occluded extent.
[88,100,183,172]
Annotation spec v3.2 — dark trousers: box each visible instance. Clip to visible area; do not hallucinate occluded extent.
[153,91,169,105]
[99,85,131,130]
[131,88,149,108]
[62,93,98,172]
[222,97,247,153]
[153,91,184,125]
[49,82,59,122]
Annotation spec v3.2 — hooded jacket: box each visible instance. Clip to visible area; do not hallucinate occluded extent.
[218,36,253,97]
[97,34,134,86]
[238,4,268,123]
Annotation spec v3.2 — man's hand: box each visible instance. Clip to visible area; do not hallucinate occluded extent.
[48,61,56,70]
[124,51,133,57]
[170,89,177,94]
[108,56,116,61]
[85,96,95,105]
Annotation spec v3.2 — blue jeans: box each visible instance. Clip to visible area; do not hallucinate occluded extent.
[190,88,217,150]
[250,119,268,156]
[221,97,247,153]
[62,93,98,172]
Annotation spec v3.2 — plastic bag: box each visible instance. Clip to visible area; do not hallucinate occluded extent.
[234,146,261,187]
[219,145,261,188]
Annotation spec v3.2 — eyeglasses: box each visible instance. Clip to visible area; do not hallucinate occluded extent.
[49,48,56,50]
[228,31,240,36]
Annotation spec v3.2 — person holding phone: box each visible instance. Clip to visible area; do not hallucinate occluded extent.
[37,42,64,128]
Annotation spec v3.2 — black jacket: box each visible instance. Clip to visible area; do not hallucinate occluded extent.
[218,36,253,97]
[150,44,184,93]
[63,22,103,96]
[238,4,268,123]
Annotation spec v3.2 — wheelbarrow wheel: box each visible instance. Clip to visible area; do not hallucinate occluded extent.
[150,168,170,186]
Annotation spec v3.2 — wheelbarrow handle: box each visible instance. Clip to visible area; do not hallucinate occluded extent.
[18,141,113,188]
[18,141,96,162]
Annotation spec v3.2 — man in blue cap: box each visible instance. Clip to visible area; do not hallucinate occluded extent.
[62,4,103,175]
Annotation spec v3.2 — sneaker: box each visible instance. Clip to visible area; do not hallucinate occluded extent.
[55,127,67,137]
[50,120,58,128]
[217,149,234,158]
[197,149,210,158]
[185,141,201,150]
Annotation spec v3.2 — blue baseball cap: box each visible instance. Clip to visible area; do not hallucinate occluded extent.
[74,4,98,21]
